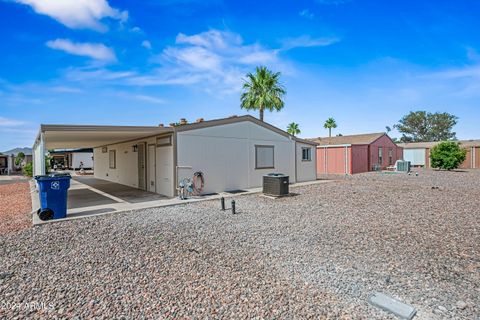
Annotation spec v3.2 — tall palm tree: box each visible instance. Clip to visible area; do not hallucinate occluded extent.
[287,122,301,136]
[324,117,337,137]
[240,66,286,121]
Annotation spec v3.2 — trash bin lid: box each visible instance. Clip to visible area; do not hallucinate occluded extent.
[35,173,71,180]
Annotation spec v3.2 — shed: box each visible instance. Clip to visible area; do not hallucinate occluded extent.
[398,140,480,169]
[33,115,318,197]
[310,132,403,175]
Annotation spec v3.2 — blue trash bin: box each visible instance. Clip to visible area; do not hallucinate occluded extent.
[35,173,71,220]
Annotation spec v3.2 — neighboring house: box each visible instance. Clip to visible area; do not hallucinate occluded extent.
[49,148,94,170]
[310,132,403,175]
[0,155,11,174]
[32,115,318,197]
[398,140,480,169]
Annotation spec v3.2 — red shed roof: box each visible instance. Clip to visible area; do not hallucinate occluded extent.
[309,132,386,146]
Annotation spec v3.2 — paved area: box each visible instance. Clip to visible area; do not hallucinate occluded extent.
[2,169,477,318]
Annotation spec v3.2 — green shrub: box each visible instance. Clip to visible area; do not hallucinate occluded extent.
[430,141,467,170]
[23,162,33,177]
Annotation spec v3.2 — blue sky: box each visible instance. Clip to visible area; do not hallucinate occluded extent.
[1,0,480,150]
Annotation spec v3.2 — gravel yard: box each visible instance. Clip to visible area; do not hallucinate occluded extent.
[1,169,478,319]
[0,181,32,235]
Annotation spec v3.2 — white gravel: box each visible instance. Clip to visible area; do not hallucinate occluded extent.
[0,169,478,319]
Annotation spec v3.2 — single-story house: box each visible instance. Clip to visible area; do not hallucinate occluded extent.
[33,115,318,197]
[0,155,12,174]
[49,148,94,170]
[398,140,480,169]
[309,132,403,175]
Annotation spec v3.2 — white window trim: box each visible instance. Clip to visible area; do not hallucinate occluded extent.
[301,147,312,161]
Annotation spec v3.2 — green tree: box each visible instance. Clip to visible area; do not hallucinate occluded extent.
[430,141,466,170]
[324,117,337,137]
[15,152,25,166]
[394,111,457,142]
[287,122,301,136]
[22,162,33,177]
[240,66,286,121]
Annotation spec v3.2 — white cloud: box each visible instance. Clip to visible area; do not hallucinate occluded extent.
[281,35,340,50]
[141,40,152,49]
[14,0,128,32]
[0,117,25,127]
[131,94,165,104]
[46,39,117,63]
[139,29,282,93]
[299,9,314,19]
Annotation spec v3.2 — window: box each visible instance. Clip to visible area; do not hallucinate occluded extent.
[388,148,394,165]
[378,147,383,164]
[255,145,274,169]
[302,147,312,161]
[109,150,116,169]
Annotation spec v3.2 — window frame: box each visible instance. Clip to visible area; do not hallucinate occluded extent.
[301,147,312,161]
[388,148,394,165]
[255,145,275,169]
[109,150,116,169]
[378,147,383,164]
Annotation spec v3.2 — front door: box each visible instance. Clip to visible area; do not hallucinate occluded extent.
[147,144,156,193]
[137,142,146,190]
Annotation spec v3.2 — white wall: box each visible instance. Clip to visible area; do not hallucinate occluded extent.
[93,135,174,197]
[71,152,93,169]
[33,137,45,176]
[295,142,317,182]
[403,148,426,166]
[94,137,155,189]
[176,121,297,194]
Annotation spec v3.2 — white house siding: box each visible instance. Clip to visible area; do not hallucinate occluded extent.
[33,137,45,176]
[403,148,426,166]
[295,142,317,182]
[176,121,296,194]
[94,137,155,189]
[71,152,93,169]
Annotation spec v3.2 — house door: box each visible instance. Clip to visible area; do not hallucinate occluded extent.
[147,144,156,193]
[137,142,146,190]
[156,145,173,197]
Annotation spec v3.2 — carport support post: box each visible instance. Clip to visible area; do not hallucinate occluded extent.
[33,132,46,176]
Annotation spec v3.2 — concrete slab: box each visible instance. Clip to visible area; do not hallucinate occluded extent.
[72,176,167,203]
[67,189,117,209]
[368,292,417,320]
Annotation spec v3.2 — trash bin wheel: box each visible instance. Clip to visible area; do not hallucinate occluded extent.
[37,208,54,221]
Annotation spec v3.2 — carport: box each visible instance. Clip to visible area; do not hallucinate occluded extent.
[32,124,176,220]
[32,124,173,176]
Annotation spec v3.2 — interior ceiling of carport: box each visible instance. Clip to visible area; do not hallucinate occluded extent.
[42,126,173,149]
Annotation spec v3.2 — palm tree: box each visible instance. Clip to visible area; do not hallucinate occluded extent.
[324,117,337,137]
[240,66,286,121]
[287,122,301,136]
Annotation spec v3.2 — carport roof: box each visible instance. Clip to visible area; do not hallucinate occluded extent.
[36,124,173,149]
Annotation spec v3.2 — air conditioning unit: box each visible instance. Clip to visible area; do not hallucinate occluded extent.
[396,160,411,172]
[263,173,289,196]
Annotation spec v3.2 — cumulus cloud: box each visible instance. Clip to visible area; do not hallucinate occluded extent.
[141,40,152,49]
[132,30,282,93]
[46,39,117,63]
[14,0,128,31]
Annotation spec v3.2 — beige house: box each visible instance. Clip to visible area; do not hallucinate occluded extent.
[33,115,318,197]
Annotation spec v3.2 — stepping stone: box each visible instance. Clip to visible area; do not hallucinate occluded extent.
[368,292,416,320]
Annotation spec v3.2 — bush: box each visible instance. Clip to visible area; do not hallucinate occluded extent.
[23,162,33,177]
[430,141,467,170]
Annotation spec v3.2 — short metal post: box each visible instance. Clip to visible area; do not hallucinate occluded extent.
[220,197,225,211]
[231,200,236,214]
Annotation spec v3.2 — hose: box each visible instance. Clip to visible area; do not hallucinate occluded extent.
[192,171,204,194]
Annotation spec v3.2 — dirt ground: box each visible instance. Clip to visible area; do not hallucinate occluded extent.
[0,181,32,234]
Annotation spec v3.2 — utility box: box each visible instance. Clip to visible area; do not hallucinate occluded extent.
[263,173,289,196]
[396,160,411,172]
